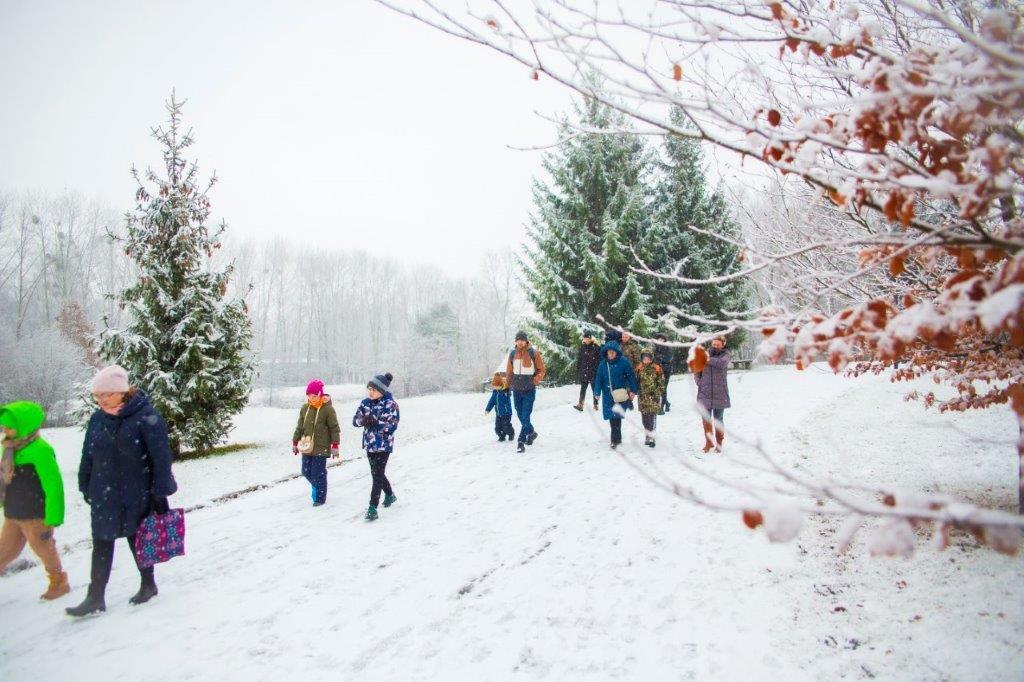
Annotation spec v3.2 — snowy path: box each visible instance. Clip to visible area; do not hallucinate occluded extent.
[1,368,1021,680]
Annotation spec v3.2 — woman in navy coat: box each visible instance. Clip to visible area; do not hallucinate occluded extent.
[66,365,177,617]
[592,341,639,449]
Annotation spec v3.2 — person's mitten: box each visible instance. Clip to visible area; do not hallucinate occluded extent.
[361,414,378,428]
[292,441,299,455]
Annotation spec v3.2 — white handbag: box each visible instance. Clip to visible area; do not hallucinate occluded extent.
[609,363,630,403]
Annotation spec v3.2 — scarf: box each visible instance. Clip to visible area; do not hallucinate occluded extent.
[307,395,325,410]
[0,430,40,505]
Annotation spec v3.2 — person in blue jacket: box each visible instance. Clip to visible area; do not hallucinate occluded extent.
[66,365,177,618]
[353,372,400,521]
[592,341,639,449]
[484,372,515,443]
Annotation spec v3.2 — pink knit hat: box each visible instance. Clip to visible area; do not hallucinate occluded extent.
[92,365,130,393]
[306,379,325,396]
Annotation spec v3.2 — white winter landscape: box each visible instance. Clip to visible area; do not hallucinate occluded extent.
[1,367,1021,680]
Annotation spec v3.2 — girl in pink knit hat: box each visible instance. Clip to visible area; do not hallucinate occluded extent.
[291,379,340,506]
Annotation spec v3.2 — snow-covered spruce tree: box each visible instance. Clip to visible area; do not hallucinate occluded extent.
[647,110,748,348]
[522,92,655,382]
[98,94,255,456]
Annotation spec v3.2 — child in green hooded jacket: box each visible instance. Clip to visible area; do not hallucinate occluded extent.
[0,401,70,600]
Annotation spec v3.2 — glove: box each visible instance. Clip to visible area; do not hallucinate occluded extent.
[330,444,340,459]
[292,441,299,455]
[152,496,170,514]
[361,415,378,428]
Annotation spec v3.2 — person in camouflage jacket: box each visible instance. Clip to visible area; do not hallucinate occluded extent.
[636,350,665,447]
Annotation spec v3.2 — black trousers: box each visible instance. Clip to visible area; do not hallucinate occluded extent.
[661,370,673,408]
[642,413,657,432]
[610,418,622,444]
[579,377,596,403]
[368,452,393,507]
[494,414,515,439]
[90,535,154,595]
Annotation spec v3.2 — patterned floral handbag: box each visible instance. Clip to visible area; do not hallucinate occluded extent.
[134,508,186,568]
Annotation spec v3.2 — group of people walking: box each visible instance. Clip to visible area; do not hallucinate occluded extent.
[0,364,177,617]
[290,373,402,521]
[0,364,403,616]
[1,328,730,615]
[487,328,731,453]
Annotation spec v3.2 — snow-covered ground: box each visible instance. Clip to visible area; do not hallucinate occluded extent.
[1,367,1022,680]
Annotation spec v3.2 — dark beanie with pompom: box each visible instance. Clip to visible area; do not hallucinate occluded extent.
[368,372,393,394]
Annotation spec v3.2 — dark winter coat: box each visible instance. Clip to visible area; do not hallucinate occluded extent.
[636,362,666,415]
[353,393,400,454]
[654,344,674,374]
[79,391,177,541]
[292,397,341,456]
[592,342,639,421]
[576,342,601,383]
[506,344,546,392]
[485,389,513,417]
[694,348,731,410]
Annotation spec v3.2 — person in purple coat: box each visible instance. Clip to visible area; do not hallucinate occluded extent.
[693,336,731,453]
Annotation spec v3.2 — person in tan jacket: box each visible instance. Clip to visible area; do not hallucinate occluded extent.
[506,331,546,453]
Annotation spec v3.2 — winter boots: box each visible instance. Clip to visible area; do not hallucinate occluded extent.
[526,431,539,446]
[365,505,378,521]
[702,420,715,453]
[573,401,584,412]
[593,397,599,411]
[382,493,397,508]
[129,575,158,606]
[715,430,725,454]
[517,442,526,454]
[65,586,106,617]
[644,436,656,448]
[41,571,70,601]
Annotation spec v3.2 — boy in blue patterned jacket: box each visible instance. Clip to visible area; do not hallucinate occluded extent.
[484,372,515,443]
[353,372,400,521]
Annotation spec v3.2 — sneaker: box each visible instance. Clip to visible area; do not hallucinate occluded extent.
[365,505,379,521]
[610,442,619,450]
[312,500,325,507]
[648,440,656,448]
[593,399,600,411]
[517,442,526,454]
[526,431,539,446]
[382,493,397,508]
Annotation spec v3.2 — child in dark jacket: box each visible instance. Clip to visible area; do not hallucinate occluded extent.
[0,401,70,601]
[485,372,515,443]
[353,372,400,521]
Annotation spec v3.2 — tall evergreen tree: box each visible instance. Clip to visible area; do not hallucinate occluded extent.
[522,93,655,382]
[648,109,748,347]
[97,94,256,455]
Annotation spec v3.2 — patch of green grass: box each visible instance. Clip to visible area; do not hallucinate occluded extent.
[178,442,261,461]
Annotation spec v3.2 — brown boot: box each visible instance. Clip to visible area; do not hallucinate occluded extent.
[701,420,715,453]
[573,401,584,412]
[41,571,70,600]
[715,429,725,453]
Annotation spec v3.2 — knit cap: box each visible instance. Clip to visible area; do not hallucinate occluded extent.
[92,365,130,393]
[368,372,394,394]
[306,379,325,396]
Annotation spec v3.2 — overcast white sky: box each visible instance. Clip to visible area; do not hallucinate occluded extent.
[0,0,581,276]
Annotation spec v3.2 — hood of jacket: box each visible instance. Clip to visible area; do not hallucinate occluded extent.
[601,341,624,360]
[0,401,45,439]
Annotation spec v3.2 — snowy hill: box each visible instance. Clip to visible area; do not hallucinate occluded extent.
[1,367,1021,680]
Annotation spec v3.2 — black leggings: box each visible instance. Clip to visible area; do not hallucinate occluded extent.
[91,535,153,593]
[368,452,393,507]
[642,413,657,432]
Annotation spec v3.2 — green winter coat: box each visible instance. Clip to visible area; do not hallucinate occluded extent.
[0,402,65,527]
[292,399,341,456]
[620,339,642,369]
[636,363,666,415]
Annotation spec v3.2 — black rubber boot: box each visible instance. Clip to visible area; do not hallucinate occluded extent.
[66,586,106,617]
[129,568,158,605]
